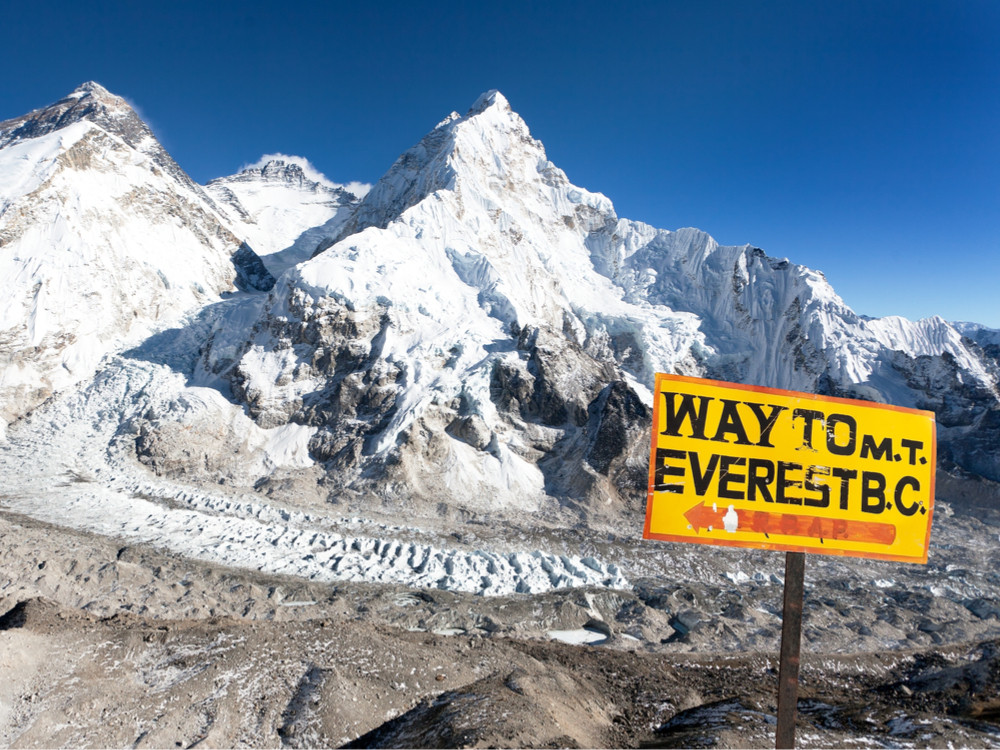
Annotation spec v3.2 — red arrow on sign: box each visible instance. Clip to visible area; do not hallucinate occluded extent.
[683,502,897,546]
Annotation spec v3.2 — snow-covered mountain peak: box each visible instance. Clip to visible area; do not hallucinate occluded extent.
[221,92,708,516]
[232,154,337,189]
[468,89,510,115]
[215,158,330,193]
[303,90,621,331]
[0,82,210,198]
[255,159,318,186]
[0,84,271,437]
[205,156,367,267]
[2,81,140,148]
[321,90,585,249]
[212,154,370,200]
[455,89,538,155]
[66,80,115,101]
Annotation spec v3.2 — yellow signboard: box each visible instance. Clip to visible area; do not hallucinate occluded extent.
[644,374,936,563]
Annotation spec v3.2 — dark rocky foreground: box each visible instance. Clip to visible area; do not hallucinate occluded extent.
[2,594,1000,748]
[1,511,1000,748]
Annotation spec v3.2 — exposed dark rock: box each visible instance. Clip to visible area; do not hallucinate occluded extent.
[586,381,650,476]
[231,242,275,292]
[967,599,1000,621]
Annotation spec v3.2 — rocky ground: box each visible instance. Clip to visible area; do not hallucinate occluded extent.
[2,508,1000,748]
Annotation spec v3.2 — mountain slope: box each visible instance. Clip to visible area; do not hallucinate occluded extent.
[205,156,367,276]
[205,90,1000,522]
[0,82,272,437]
[204,92,697,521]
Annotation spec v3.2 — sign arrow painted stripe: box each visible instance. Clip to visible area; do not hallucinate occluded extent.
[683,502,897,546]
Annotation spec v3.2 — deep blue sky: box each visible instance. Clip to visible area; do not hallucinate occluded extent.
[3,1,998,326]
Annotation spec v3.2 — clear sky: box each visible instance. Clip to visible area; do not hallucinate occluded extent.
[3,1,998,326]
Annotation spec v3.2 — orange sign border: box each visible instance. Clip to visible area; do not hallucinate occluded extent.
[643,373,937,563]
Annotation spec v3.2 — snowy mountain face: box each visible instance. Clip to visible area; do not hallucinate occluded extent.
[198,90,1000,522]
[0,82,273,437]
[0,81,194,191]
[201,92,696,522]
[205,157,367,276]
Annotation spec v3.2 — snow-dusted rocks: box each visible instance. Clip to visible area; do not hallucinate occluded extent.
[0,82,272,437]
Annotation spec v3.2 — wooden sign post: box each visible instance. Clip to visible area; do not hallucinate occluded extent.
[644,374,936,747]
[776,551,804,749]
